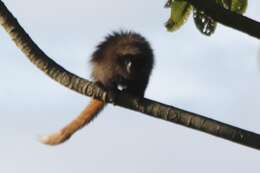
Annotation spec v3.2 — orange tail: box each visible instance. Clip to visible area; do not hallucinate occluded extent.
[40,99,105,145]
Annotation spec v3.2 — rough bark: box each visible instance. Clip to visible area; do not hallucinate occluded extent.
[1,1,260,150]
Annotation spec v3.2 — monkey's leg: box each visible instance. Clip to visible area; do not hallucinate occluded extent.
[40,99,105,145]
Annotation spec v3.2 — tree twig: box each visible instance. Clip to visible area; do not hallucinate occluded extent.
[1,1,260,150]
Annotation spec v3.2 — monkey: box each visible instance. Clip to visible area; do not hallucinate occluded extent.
[40,31,154,145]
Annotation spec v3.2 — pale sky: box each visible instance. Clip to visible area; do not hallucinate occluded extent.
[0,0,260,172]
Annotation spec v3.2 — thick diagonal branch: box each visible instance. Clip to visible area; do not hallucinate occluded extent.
[187,0,260,39]
[1,1,260,150]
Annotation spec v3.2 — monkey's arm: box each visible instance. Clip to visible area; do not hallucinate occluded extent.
[40,99,105,145]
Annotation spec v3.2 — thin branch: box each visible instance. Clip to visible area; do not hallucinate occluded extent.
[1,1,260,150]
[187,0,260,39]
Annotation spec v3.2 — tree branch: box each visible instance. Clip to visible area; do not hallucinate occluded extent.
[187,0,260,39]
[1,1,260,150]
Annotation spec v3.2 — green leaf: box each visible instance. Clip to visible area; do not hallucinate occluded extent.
[192,0,222,36]
[193,8,217,36]
[222,0,247,14]
[164,0,172,8]
[165,0,192,31]
[221,0,232,9]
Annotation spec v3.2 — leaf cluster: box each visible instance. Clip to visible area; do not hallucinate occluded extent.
[165,0,247,35]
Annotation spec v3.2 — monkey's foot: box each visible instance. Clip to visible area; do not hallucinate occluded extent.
[39,131,70,145]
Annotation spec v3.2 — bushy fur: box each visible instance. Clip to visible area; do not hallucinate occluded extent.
[41,31,154,145]
[91,31,154,96]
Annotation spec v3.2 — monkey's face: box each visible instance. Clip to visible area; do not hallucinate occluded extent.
[114,54,141,91]
[117,53,147,79]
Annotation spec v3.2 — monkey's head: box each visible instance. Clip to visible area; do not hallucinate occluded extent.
[113,33,154,80]
[91,31,154,93]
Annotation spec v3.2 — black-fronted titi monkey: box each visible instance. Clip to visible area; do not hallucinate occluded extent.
[40,31,154,145]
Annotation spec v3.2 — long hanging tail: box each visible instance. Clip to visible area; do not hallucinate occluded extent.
[40,99,106,145]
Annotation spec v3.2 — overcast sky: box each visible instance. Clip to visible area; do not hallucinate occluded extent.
[0,0,260,172]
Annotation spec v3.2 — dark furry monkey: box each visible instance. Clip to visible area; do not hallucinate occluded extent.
[40,31,154,145]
